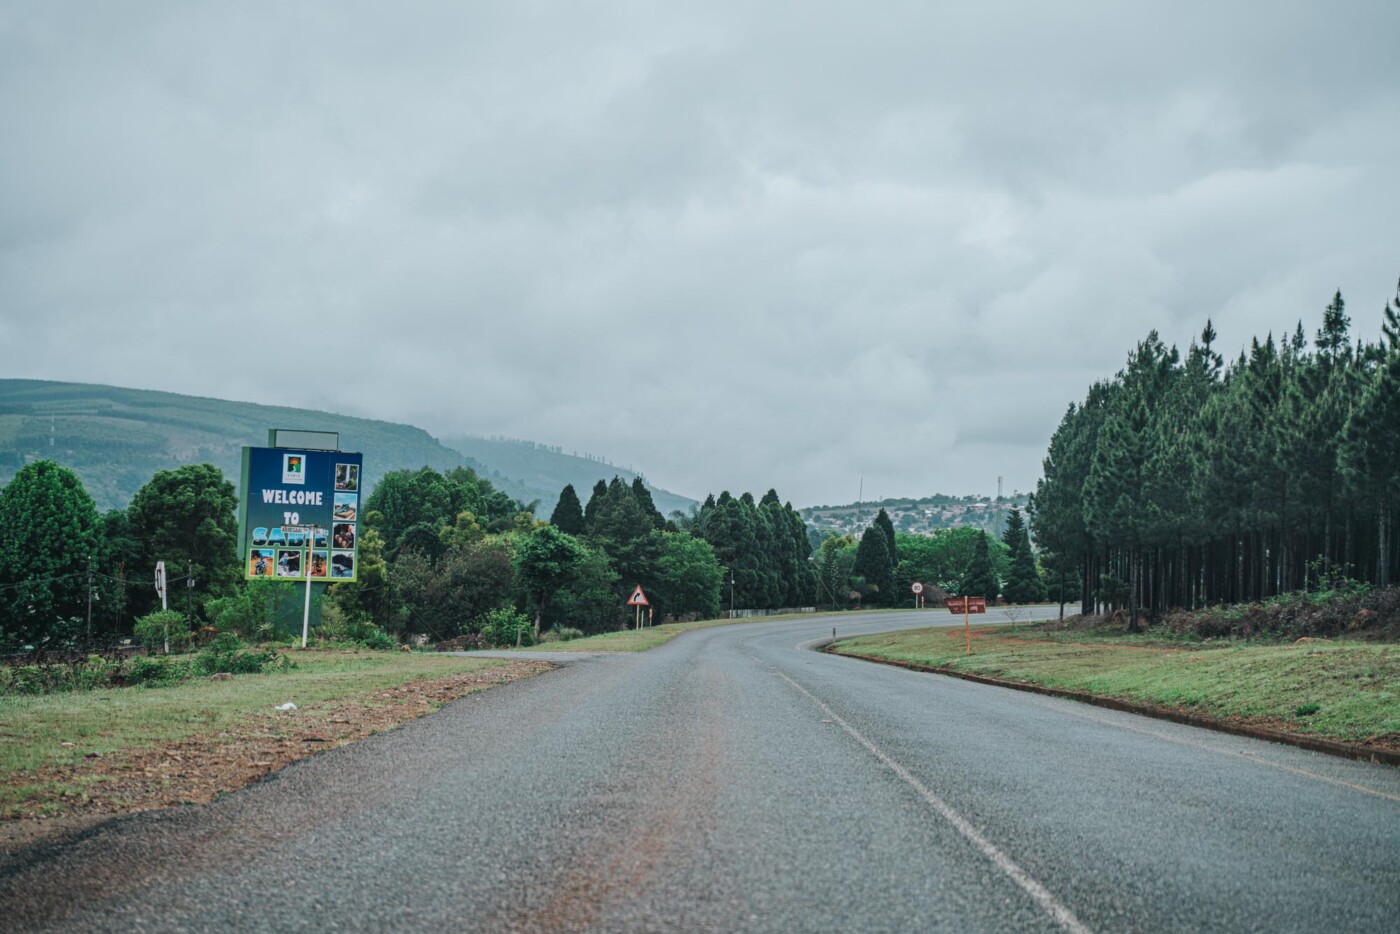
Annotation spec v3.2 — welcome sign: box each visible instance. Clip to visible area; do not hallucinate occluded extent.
[239,446,364,582]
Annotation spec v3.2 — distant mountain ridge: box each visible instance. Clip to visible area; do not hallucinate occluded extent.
[0,380,695,516]
[440,435,696,519]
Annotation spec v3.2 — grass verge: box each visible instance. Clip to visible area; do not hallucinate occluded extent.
[0,650,534,821]
[832,624,1400,751]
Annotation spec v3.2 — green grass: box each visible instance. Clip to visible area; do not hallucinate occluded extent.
[528,610,847,653]
[833,627,1400,745]
[0,650,511,778]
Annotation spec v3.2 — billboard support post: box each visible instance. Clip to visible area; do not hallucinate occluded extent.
[302,527,316,649]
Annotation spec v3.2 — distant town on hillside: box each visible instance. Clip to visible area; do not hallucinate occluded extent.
[801,493,1032,539]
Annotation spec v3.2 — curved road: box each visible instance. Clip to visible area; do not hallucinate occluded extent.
[4,610,1398,931]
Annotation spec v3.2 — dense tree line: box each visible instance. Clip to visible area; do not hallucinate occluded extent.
[0,461,239,649]
[1030,282,1400,627]
[690,490,815,611]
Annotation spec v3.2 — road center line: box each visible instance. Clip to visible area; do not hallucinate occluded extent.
[773,670,1093,934]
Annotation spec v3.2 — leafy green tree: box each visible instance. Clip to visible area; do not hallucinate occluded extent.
[813,534,857,609]
[127,463,240,623]
[326,527,400,634]
[960,531,1000,600]
[516,524,585,636]
[646,530,723,620]
[0,461,101,648]
[550,484,586,534]
[543,540,620,634]
[394,536,514,641]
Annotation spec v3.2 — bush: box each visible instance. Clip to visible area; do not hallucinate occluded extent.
[317,601,399,650]
[207,579,296,642]
[133,609,193,652]
[539,626,584,643]
[479,607,534,648]
[0,655,119,695]
[194,633,293,675]
[125,655,192,687]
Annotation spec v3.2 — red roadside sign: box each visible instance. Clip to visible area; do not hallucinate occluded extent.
[626,585,650,607]
[911,582,924,595]
[945,596,987,614]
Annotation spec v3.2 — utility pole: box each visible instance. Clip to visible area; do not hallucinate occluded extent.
[995,476,1004,535]
[187,560,195,634]
[85,555,94,648]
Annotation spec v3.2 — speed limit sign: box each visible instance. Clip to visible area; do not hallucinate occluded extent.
[911,582,924,595]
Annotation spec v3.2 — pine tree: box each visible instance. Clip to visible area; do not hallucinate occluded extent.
[550,484,586,535]
[874,508,897,564]
[960,531,1000,601]
[1001,507,1046,604]
[583,479,608,532]
[1341,348,1400,588]
[630,477,665,530]
[853,526,895,606]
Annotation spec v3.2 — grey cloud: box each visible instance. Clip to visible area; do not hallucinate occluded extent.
[2,2,1398,506]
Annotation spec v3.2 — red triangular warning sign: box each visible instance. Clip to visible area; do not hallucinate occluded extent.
[626,585,649,606]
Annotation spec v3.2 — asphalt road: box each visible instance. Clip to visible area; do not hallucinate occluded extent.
[3,609,1398,932]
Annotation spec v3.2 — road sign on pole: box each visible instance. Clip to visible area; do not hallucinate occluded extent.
[945,596,987,655]
[626,585,649,607]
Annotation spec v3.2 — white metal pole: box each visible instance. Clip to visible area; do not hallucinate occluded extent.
[302,529,313,648]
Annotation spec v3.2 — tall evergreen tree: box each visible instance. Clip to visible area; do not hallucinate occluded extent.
[583,479,608,532]
[550,484,586,535]
[630,477,665,530]
[1341,348,1400,588]
[960,531,1000,601]
[1001,507,1046,604]
[874,508,897,564]
[853,526,895,606]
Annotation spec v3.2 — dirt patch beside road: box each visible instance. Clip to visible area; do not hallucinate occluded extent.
[0,659,549,854]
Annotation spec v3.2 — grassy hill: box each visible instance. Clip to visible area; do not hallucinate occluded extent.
[0,380,694,516]
[441,435,696,519]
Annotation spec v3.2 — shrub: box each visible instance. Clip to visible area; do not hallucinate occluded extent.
[207,579,296,642]
[194,633,293,676]
[133,609,194,652]
[0,655,119,695]
[539,626,585,643]
[317,601,399,650]
[125,655,192,687]
[479,607,534,647]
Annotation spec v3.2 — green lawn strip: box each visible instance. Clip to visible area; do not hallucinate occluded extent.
[529,610,851,653]
[0,651,512,781]
[833,627,1400,746]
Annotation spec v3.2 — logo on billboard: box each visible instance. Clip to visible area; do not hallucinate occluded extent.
[282,453,307,485]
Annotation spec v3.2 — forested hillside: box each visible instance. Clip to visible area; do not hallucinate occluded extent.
[441,435,695,518]
[0,381,689,515]
[1031,282,1400,624]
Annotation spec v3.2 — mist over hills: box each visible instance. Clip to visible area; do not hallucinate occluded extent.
[0,380,696,516]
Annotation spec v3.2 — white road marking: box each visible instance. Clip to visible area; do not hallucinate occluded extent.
[774,670,1093,934]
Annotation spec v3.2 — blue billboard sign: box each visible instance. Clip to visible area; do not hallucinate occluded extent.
[239,446,363,582]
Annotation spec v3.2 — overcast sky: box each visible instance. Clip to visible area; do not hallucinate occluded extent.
[3,2,1398,508]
